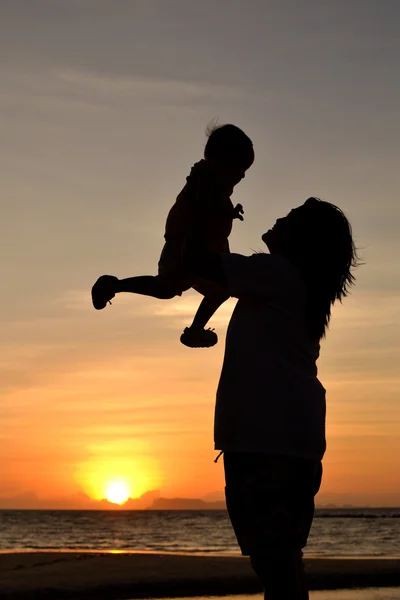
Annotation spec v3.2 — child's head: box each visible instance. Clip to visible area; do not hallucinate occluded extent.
[263,197,360,340]
[204,123,254,186]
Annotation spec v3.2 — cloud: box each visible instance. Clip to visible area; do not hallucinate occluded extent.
[57,68,246,105]
[0,66,246,114]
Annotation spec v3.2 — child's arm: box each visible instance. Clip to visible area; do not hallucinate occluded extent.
[233,203,244,221]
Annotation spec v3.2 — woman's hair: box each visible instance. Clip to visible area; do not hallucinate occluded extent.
[286,197,361,340]
[204,123,254,165]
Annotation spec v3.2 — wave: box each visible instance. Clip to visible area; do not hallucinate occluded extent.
[315,510,400,519]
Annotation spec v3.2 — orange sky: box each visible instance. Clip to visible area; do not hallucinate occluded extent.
[2,293,399,508]
[1,1,399,508]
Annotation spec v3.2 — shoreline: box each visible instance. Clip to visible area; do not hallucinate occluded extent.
[1,548,400,562]
[0,553,399,600]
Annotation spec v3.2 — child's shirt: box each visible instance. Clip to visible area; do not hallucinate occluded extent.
[164,160,235,253]
[214,252,327,461]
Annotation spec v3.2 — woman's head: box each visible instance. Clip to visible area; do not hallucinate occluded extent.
[204,123,254,186]
[263,197,360,340]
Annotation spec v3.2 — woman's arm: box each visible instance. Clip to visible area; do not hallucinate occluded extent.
[188,250,279,301]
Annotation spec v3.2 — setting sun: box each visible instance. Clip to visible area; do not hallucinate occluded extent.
[105,480,130,505]
[76,456,163,505]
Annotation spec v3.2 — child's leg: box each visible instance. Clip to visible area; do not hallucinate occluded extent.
[92,242,188,309]
[92,274,179,310]
[189,293,229,329]
[180,293,229,348]
[117,275,178,300]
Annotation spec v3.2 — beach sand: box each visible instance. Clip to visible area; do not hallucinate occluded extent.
[0,552,399,599]
[163,592,400,600]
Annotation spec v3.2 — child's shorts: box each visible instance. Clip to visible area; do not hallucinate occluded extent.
[158,241,229,298]
[223,452,322,556]
[158,242,194,296]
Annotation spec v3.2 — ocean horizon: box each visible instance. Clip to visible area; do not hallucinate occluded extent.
[0,507,399,556]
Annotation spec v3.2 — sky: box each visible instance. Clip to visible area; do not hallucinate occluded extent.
[1,0,399,508]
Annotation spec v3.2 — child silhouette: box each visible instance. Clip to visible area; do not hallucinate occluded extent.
[91,123,254,347]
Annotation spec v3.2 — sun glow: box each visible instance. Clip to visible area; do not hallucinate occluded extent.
[76,456,162,504]
[105,480,130,505]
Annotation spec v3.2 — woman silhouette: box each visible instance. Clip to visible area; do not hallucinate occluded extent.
[188,197,360,600]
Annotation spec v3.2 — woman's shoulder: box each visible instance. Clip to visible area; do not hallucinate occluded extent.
[250,252,299,273]
[249,252,307,295]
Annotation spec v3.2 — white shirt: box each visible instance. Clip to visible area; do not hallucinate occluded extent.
[214,252,326,460]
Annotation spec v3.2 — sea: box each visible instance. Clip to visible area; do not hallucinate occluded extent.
[0,507,399,556]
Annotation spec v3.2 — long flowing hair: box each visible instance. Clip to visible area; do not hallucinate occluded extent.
[287,198,361,340]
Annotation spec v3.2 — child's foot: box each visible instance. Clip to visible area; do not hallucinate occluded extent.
[91,275,119,310]
[180,326,218,348]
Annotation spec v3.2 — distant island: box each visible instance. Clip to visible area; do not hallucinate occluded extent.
[0,490,398,510]
[150,497,226,510]
[0,491,226,511]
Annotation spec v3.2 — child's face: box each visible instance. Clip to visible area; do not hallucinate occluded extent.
[219,146,254,187]
[226,164,249,186]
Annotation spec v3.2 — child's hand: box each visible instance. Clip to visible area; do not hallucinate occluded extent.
[233,203,244,221]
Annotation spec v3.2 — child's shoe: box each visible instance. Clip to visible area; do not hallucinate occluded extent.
[180,326,218,348]
[91,275,119,310]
